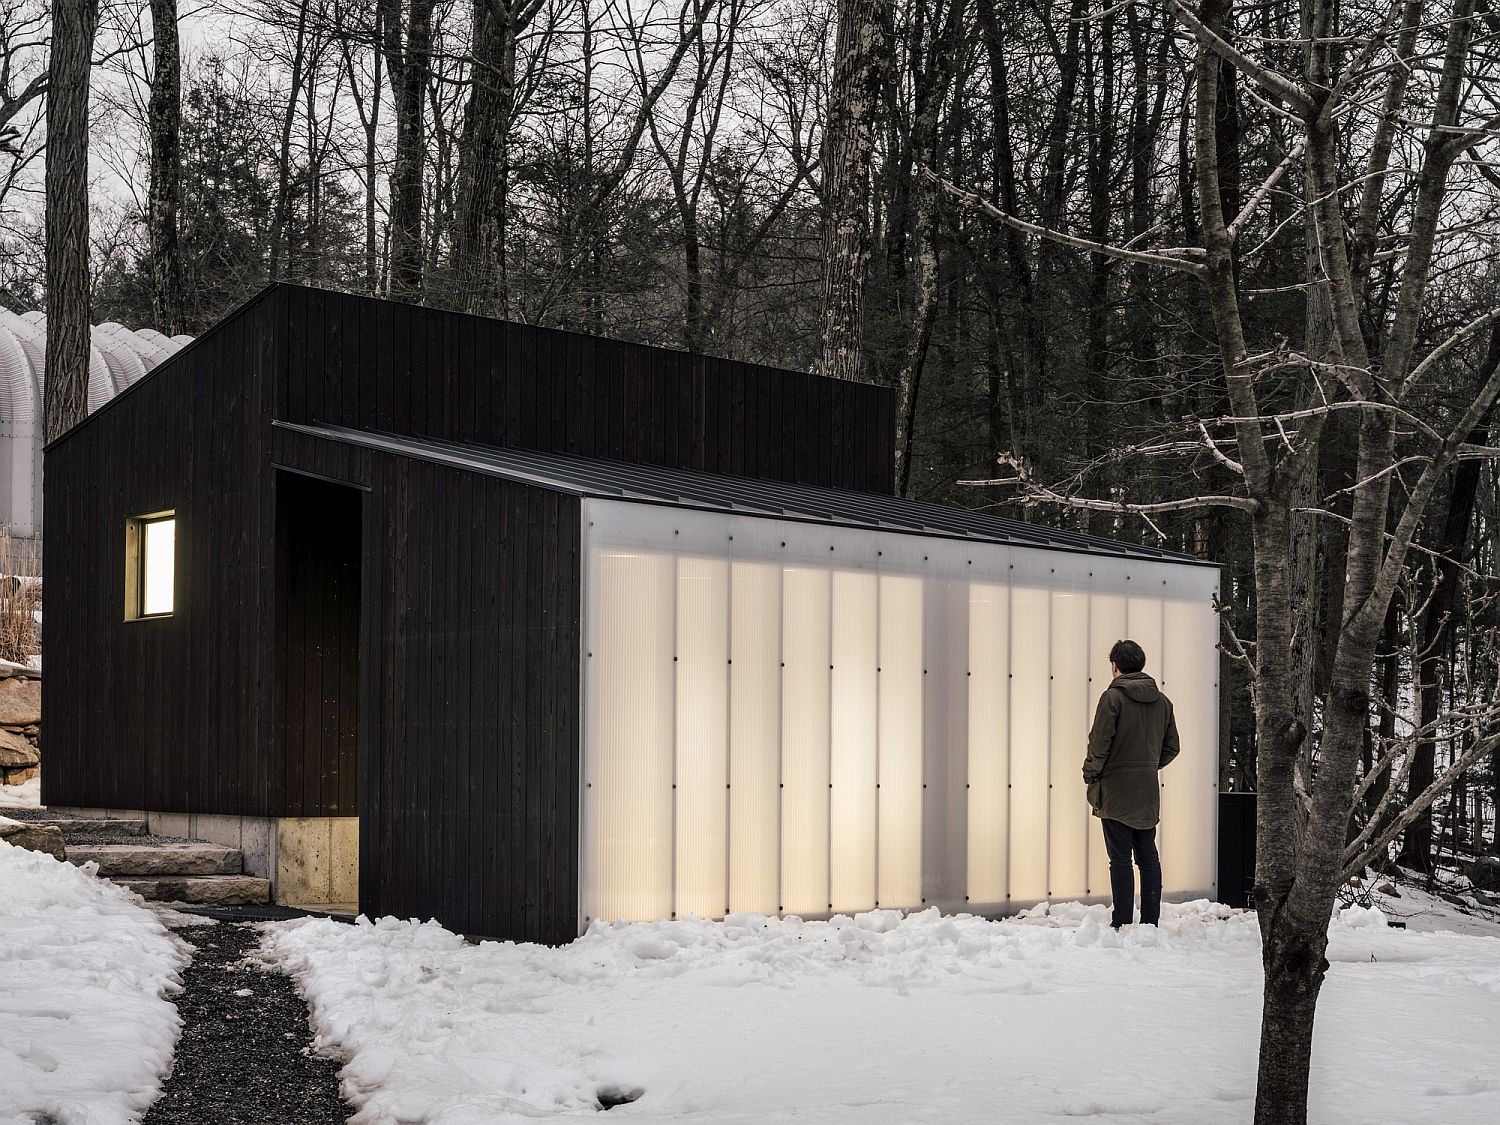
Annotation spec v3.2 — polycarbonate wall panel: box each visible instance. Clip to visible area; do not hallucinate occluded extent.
[877,575,924,908]
[1048,586,1091,900]
[674,558,729,918]
[1159,596,1220,894]
[579,500,1221,928]
[1007,585,1050,902]
[728,560,781,914]
[830,572,878,912]
[781,567,833,914]
[966,584,1010,905]
[585,549,674,923]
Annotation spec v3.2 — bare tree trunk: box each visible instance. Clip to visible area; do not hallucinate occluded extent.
[380,0,436,300]
[818,0,889,381]
[1400,380,1494,869]
[892,0,964,495]
[452,0,528,316]
[335,0,384,293]
[147,0,183,334]
[269,0,312,281]
[976,0,1033,459]
[44,0,98,443]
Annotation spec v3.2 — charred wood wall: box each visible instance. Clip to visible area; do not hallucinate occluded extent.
[43,288,287,815]
[279,285,895,495]
[270,426,581,943]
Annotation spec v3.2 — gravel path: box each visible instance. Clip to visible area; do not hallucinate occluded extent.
[143,921,351,1124]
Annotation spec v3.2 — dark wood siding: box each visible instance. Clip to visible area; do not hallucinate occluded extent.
[42,287,288,817]
[269,426,580,943]
[274,472,362,817]
[279,285,894,494]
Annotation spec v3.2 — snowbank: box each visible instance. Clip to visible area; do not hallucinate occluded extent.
[0,777,40,808]
[0,838,187,1125]
[263,899,1500,1124]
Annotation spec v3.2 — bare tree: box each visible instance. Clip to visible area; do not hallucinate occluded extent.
[817,0,888,381]
[44,0,98,442]
[379,0,437,299]
[147,0,183,333]
[934,1,1500,1119]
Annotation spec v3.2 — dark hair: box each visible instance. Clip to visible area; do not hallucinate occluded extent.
[1109,639,1146,675]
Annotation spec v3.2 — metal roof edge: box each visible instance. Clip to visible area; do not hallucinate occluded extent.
[274,422,1221,570]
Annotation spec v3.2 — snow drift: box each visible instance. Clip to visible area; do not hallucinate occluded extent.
[0,838,187,1125]
[264,899,1500,1124]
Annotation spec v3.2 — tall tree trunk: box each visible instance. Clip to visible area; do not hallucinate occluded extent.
[976,0,1034,459]
[1399,379,1494,870]
[147,0,182,334]
[380,0,436,301]
[893,1,963,494]
[818,0,890,381]
[451,0,521,316]
[269,0,311,281]
[44,0,99,443]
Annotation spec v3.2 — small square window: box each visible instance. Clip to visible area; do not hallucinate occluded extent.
[125,513,176,619]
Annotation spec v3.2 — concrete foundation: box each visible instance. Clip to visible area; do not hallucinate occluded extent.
[52,807,358,908]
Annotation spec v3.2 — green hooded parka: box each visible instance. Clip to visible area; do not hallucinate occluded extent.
[1082,672,1181,829]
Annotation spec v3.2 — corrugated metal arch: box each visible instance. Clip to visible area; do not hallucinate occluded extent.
[0,313,192,546]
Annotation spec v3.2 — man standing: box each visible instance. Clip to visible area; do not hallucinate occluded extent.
[1083,639,1180,929]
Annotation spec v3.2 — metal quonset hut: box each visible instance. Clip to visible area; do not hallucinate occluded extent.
[44,283,1219,944]
[0,308,191,563]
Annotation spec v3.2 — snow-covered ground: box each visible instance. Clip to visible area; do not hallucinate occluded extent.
[0,777,41,808]
[0,838,187,1125]
[263,898,1500,1125]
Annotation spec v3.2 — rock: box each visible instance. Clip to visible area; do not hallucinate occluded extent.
[66,842,243,876]
[1465,855,1500,892]
[1440,891,1471,908]
[0,815,66,861]
[114,874,271,905]
[0,727,38,768]
[1377,882,1399,898]
[0,677,39,726]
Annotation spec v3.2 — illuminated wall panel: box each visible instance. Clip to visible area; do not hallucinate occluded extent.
[728,561,781,914]
[830,571,878,912]
[1007,586,1050,901]
[1048,591,1090,899]
[967,583,1010,904]
[587,550,674,923]
[782,568,832,914]
[1160,598,1220,895]
[579,498,1221,927]
[1087,594,1129,897]
[878,575,924,908]
[674,557,729,918]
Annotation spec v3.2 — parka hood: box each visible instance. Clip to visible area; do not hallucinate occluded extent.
[1112,671,1162,704]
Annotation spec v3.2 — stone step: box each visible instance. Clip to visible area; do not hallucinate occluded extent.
[24,816,149,840]
[0,817,66,861]
[68,842,243,877]
[114,874,272,906]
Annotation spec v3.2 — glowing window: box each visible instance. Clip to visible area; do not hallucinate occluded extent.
[126,513,176,619]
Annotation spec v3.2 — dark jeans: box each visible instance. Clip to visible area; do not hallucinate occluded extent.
[1101,819,1161,928]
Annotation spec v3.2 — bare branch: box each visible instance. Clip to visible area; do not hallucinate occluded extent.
[922,167,1208,276]
[1400,307,1500,396]
[1342,731,1500,879]
[960,452,1259,517]
[1167,0,1314,117]
[1228,139,1305,241]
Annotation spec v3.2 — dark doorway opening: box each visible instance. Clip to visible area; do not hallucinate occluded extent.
[274,471,363,906]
